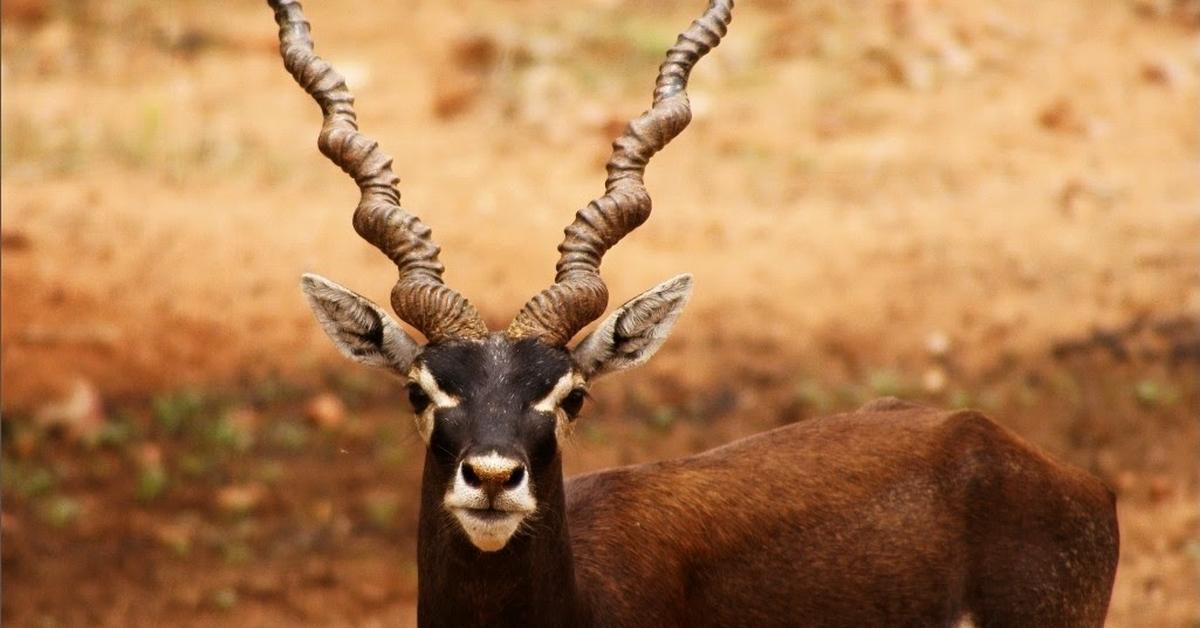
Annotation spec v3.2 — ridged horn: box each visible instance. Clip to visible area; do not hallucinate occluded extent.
[269,0,488,342]
[507,0,733,346]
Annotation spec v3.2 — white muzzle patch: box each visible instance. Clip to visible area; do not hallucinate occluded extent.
[443,452,537,552]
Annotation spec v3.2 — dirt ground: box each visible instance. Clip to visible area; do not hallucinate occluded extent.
[2,0,1198,625]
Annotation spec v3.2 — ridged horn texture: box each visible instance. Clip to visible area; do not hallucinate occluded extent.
[269,0,488,342]
[507,0,734,346]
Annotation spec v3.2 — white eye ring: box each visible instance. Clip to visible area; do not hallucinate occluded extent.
[532,373,585,414]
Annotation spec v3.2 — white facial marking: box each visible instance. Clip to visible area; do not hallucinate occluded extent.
[406,365,460,443]
[954,615,977,628]
[444,452,537,552]
[532,372,586,443]
[533,372,580,413]
[412,365,459,408]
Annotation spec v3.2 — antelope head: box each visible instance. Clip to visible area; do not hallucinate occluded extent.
[269,0,731,552]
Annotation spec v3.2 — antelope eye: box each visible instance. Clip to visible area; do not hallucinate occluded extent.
[407,383,431,414]
[561,388,588,419]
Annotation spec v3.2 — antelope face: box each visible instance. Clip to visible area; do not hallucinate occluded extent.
[302,273,693,552]
[408,336,579,551]
[276,0,712,552]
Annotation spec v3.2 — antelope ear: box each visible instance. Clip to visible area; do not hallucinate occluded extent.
[572,274,693,379]
[300,273,421,374]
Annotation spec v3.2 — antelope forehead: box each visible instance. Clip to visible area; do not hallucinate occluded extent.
[417,337,576,404]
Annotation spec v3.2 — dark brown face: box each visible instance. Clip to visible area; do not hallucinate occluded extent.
[300,271,694,550]
[406,335,587,551]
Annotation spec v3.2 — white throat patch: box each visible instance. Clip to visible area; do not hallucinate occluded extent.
[443,452,537,552]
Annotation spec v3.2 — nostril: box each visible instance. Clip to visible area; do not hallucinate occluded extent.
[461,462,482,487]
[503,465,525,489]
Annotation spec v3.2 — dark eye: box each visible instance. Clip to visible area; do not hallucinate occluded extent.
[407,383,431,414]
[561,388,588,419]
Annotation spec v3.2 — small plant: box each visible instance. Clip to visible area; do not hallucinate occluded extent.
[948,389,974,409]
[267,419,310,452]
[94,414,138,449]
[793,379,833,415]
[375,443,410,469]
[137,466,169,502]
[1134,379,1179,408]
[363,492,401,530]
[868,369,912,398]
[41,496,82,528]
[211,587,239,611]
[4,463,57,498]
[254,461,285,485]
[153,390,204,436]
[220,541,253,565]
[649,406,677,432]
[204,414,254,453]
[178,452,213,479]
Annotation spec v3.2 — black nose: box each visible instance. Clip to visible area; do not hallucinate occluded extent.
[461,457,526,496]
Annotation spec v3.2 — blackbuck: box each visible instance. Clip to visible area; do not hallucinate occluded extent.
[266,0,1119,625]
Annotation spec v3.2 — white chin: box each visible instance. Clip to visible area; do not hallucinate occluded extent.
[452,509,525,552]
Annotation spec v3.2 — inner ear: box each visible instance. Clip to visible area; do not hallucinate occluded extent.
[572,274,693,379]
[300,273,421,374]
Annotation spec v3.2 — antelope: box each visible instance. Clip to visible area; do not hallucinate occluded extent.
[266,0,1119,626]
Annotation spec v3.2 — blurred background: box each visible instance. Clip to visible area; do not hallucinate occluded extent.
[2,0,1197,625]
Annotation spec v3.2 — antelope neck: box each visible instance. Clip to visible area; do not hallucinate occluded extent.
[416,455,585,628]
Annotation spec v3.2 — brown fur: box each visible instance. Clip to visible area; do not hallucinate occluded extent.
[562,404,1118,627]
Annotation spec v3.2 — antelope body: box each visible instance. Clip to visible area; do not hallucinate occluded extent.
[422,395,1118,627]
[264,1,1119,626]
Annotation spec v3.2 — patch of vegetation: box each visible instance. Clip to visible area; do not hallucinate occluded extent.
[137,466,169,502]
[267,419,310,452]
[648,406,678,432]
[3,461,57,498]
[1134,379,1180,408]
[867,368,914,398]
[211,587,238,612]
[93,413,139,449]
[41,495,81,528]
[363,493,401,530]
[152,390,207,436]
[202,413,254,454]
[793,379,834,415]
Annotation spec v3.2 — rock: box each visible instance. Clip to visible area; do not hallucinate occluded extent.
[1148,474,1174,503]
[921,367,947,394]
[432,73,485,120]
[450,33,500,73]
[153,522,195,556]
[1,0,49,24]
[34,379,106,443]
[925,331,951,357]
[215,484,266,516]
[0,229,32,252]
[1114,470,1138,495]
[1140,58,1186,87]
[1038,99,1086,134]
[305,392,346,430]
[137,443,163,468]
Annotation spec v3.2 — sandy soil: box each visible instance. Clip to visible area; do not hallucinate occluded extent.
[2,0,1198,625]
